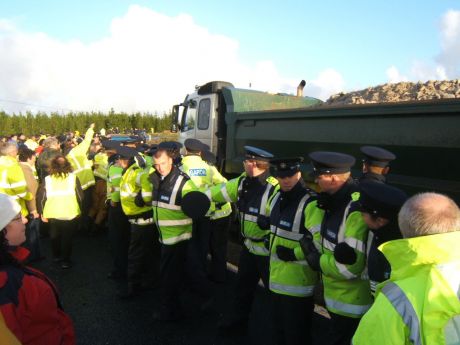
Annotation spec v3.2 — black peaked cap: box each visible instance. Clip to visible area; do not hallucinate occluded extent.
[361,146,396,167]
[270,157,303,177]
[184,138,205,152]
[244,146,274,161]
[359,181,408,219]
[309,151,355,175]
[116,146,138,159]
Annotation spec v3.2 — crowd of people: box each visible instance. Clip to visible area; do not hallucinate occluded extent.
[0,124,459,345]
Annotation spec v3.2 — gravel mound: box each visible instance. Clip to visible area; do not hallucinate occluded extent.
[325,79,460,106]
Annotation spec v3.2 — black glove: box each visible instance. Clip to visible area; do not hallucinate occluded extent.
[257,215,270,230]
[134,191,145,207]
[333,242,357,265]
[276,245,297,262]
[300,233,321,271]
[263,235,271,251]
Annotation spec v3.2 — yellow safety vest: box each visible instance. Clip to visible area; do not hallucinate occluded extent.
[43,173,80,220]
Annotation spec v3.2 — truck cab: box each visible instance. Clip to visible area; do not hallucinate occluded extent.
[172,81,234,170]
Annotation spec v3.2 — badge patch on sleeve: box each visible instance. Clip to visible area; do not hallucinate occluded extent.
[189,169,207,177]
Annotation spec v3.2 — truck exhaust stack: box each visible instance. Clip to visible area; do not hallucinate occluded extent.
[297,80,306,97]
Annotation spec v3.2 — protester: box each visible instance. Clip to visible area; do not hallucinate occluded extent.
[0,193,75,344]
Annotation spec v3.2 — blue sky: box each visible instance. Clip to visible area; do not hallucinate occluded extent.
[0,1,459,113]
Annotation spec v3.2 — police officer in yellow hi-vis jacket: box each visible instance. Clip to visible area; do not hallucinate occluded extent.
[211,146,279,336]
[149,142,208,321]
[299,151,372,345]
[265,157,317,345]
[118,146,159,299]
[353,193,460,345]
[181,138,229,301]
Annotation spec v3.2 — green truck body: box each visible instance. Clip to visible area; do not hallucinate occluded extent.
[172,81,460,201]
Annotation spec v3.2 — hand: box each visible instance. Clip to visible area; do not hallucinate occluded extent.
[110,200,117,207]
[333,242,357,265]
[134,191,146,207]
[257,215,270,230]
[300,234,321,271]
[41,215,48,223]
[31,211,40,219]
[276,245,296,262]
[263,235,271,251]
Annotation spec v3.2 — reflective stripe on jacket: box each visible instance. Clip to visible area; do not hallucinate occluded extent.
[210,172,278,256]
[268,184,318,297]
[120,164,152,216]
[151,167,196,245]
[43,173,81,220]
[305,187,373,318]
[353,231,460,345]
[0,155,33,216]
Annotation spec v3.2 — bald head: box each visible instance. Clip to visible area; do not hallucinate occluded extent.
[398,192,460,238]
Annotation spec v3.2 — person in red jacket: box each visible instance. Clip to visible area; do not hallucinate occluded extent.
[0,193,75,345]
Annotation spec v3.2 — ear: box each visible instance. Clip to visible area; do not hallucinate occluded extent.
[362,163,368,173]
[383,166,390,175]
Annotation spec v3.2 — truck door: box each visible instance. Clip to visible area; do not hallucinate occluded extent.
[179,99,197,142]
[195,94,217,152]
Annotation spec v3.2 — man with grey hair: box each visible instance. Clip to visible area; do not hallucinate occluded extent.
[0,142,33,217]
[353,192,460,345]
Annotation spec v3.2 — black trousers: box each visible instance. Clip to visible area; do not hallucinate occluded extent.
[49,218,78,262]
[271,293,314,345]
[159,240,188,312]
[327,312,361,345]
[107,203,131,278]
[233,245,270,321]
[186,217,213,297]
[127,223,160,287]
[209,215,230,283]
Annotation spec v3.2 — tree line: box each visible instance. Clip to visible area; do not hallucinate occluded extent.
[0,109,174,136]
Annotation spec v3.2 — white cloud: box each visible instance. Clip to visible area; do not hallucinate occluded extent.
[386,66,408,83]
[0,5,343,114]
[386,9,460,83]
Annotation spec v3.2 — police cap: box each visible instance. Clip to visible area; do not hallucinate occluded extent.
[135,143,150,153]
[116,146,138,159]
[244,146,274,161]
[270,157,303,178]
[201,150,216,165]
[158,141,183,152]
[360,146,396,167]
[146,144,158,156]
[309,151,355,175]
[181,191,211,219]
[101,140,121,150]
[358,181,407,219]
[184,138,205,152]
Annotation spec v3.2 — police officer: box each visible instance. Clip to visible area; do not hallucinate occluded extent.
[299,151,372,345]
[359,146,396,184]
[181,139,228,300]
[357,181,407,294]
[266,157,318,345]
[105,141,131,281]
[118,146,160,299]
[149,142,205,321]
[211,146,278,336]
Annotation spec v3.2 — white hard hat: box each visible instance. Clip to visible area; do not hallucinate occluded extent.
[0,193,21,230]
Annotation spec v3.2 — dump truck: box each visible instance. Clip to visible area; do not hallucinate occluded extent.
[171,81,460,201]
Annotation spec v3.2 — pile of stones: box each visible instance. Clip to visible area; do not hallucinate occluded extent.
[325,79,460,106]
